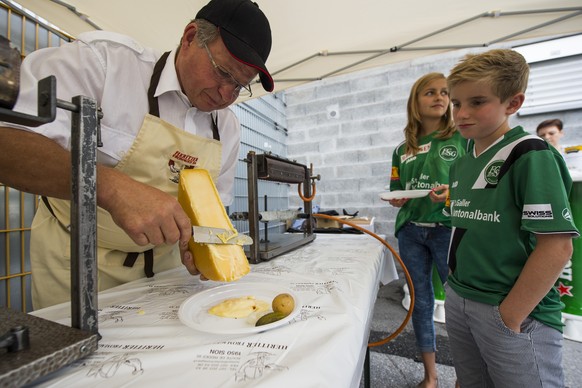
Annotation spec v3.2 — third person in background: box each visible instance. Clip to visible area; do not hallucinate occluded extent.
[384,72,467,388]
[537,118,565,154]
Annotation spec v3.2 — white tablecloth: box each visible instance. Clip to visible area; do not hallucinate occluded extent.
[30,234,398,388]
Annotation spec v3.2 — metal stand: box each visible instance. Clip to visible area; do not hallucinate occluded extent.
[69,94,100,333]
[244,151,316,263]
[0,75,101,386]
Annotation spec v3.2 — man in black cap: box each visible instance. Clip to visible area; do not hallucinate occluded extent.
[0,0,273,309]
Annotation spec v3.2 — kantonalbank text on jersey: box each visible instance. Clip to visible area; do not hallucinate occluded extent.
[451,204,501,223]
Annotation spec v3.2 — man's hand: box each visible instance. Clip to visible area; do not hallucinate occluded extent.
[180,239,200,276]
[100,172,191,246]
[98,167,205,277]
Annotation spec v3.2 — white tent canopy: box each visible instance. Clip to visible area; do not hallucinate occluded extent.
[8,0,582,98]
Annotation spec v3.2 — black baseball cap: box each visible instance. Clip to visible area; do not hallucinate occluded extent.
[197,0,274,92]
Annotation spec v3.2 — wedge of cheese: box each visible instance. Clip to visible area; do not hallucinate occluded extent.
[178,169,250,281]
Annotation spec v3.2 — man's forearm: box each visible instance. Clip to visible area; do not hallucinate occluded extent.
[0,126,72,198]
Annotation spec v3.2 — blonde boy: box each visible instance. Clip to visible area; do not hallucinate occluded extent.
[443,49,579,387]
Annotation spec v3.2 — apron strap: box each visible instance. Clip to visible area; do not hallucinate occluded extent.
[210,113,220,141]
[123,252,139,268]
[40,196,70,233]
[144,249,154,278]
[123,249,155,278]
[41,195,57,218]
[147,51,171,118]
[148,51,221,141]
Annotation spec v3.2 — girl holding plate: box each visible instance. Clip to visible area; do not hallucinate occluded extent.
[384,72,466,388]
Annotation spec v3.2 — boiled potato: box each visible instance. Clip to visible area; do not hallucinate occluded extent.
[272,293,295,316]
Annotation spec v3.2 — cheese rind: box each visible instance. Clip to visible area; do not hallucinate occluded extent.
[178,169,250,281]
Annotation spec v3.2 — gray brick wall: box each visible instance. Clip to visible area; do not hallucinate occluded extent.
[284,46,582,250]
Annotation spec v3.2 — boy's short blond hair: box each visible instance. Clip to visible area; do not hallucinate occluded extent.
[447,49,530,103]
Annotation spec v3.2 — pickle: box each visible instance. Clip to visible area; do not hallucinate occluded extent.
[255,311,287,327]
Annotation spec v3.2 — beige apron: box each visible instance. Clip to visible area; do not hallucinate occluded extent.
[31,114,222,309]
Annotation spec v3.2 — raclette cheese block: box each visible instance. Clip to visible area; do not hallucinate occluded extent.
[178,169,250,282]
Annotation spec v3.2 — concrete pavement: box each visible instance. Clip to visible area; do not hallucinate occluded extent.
[360,269,582,388]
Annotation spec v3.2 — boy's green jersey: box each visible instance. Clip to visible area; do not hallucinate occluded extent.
[446,126,580,332]
[390,131,467,236]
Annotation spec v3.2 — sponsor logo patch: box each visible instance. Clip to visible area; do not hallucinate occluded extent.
[401,143,431,163]
[418,143,431,154]
[522,204,553,220]
[391,166,399,181]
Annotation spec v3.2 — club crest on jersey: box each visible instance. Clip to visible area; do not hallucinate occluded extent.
[484,160,504,185]
[439,145,459,161]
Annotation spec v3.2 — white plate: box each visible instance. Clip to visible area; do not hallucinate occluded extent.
[379,189,432,200]
[178,283,301,335]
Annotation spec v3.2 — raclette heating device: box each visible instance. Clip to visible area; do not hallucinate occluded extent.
[242,151,319,263]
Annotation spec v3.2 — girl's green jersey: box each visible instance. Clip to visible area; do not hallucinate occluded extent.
[390,131,467,236]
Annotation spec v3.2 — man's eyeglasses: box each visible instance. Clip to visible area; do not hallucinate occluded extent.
[203,42,253,98]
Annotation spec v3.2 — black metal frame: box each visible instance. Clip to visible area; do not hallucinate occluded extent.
[0,75,101,385]
[244,151,316,263]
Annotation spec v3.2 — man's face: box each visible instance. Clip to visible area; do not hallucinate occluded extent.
[175,26,258,112]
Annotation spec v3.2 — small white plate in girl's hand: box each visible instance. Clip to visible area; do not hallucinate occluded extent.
[379,189,432,201]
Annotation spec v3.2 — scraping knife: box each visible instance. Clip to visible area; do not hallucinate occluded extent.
[191,226,253,246]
